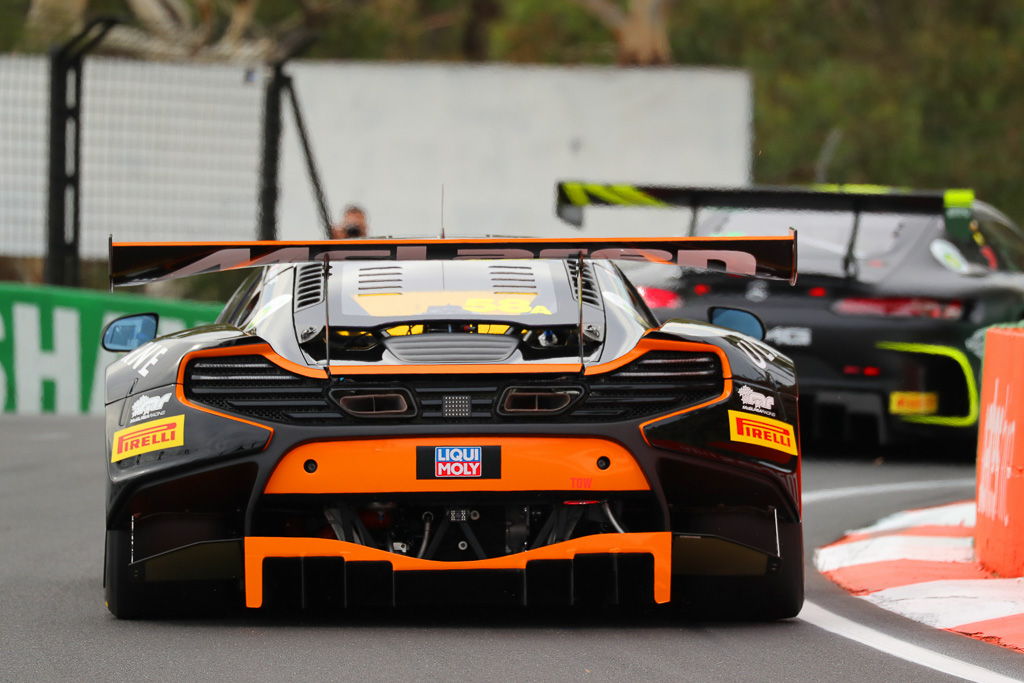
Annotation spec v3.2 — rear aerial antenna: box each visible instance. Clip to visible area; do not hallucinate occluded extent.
[576,252,585,371]
[321,253,331,373]
[440,184,446,239]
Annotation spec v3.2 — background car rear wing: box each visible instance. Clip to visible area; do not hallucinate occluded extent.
[556,182,974,277]
[109,235,798,288]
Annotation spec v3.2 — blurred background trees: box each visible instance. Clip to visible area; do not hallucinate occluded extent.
[4,0,1022,219]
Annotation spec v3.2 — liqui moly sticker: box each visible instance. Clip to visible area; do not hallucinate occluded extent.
[434,446,482,477]
[416,445,500,479]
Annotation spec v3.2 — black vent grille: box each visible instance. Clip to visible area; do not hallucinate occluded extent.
[488,263,537,291]
[566,260,601,307]
[184,351,722,425]
[186,357,335,423]
[294,264,325,310]
[575,351,722,419]
[357,265,404,293]
[384,333,519,363]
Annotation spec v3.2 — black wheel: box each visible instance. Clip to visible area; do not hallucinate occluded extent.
[104,528,239,619]
[668,520,804,621]
[104,528,154,619]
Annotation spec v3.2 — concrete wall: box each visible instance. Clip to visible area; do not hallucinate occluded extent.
[279,62,751,240]
[0,58,750,257]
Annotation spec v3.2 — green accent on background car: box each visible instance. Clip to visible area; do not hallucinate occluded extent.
[943,188,976,209]
[608,184,667,206]
[560,182,668,207]
[561,181,590,206]
[812,183,906,194]
[875,341,979,427]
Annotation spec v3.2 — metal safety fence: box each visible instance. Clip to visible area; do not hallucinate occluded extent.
[0,20,330,287]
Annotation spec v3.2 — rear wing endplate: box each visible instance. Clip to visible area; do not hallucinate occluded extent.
[109,235,798,288]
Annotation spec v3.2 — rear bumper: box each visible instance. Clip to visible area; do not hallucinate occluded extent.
[245,532,672,608]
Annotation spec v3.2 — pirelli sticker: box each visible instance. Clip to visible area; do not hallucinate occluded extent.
[728,410,797,456]
[111,415,185,463]
[889,391,938,415]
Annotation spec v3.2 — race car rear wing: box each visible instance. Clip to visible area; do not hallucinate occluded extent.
[109,235,798,288]
[556,182,974,277]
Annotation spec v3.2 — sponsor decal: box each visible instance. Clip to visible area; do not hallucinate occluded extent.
[111,415,185,462]
[765,326,812,347]
[435,446,482,478]
[728,410,797,456]
[737,384,776,416]
[120,341,169,377]
[415,445,501,479]
[734,338,777,370]
[353,291,554,317]
[129,391,171,423]
[889,391,938,416]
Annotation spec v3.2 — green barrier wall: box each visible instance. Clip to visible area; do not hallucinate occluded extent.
[0,283,222,415]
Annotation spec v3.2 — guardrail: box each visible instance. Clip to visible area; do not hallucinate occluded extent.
[0,283,220,415]
[975,327,1024,576]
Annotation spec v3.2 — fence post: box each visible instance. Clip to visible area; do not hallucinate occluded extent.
[257,63,287,242]
[44,18,116,287]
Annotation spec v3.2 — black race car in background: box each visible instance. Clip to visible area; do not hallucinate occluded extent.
[557,182,1024,448]
[101,236,804,619]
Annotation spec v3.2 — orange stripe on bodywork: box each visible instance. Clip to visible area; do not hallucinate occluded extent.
[264,437,650,494]
[584,338,730,376]
[588,338,735,440]
[329,362,582,375]
[244,532,672,607]
[174,344,283,448]
[178,343,327,379]
[114,236,791,247]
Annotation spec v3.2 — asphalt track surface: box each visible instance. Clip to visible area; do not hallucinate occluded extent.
[2,416,1022,682]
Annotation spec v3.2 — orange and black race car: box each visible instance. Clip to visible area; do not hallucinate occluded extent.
[101,236,802,619]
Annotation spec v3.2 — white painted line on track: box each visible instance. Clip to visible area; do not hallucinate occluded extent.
[799,602,1022,683]
[802,478,1022,683]
[803,478,975,505]
[814,535,974,572]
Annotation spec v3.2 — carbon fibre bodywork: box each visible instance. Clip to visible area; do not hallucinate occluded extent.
[103,251,802,618]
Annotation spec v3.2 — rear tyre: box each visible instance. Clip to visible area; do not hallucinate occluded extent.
[104,528,153,619]
[669,520,804,621]
[104,529,237,619]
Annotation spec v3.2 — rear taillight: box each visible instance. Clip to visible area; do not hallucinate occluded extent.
[637,286,683,309]
[832,297,963,320]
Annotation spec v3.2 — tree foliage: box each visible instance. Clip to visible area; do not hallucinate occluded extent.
[3,0,1024,219]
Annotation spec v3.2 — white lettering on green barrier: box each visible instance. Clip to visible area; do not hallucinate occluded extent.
[0,284,220,416]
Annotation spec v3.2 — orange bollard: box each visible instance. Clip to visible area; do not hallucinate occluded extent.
[975,327,1024,577]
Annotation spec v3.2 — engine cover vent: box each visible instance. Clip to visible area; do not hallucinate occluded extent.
[384,333,518,363]
[294,263,325,310]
